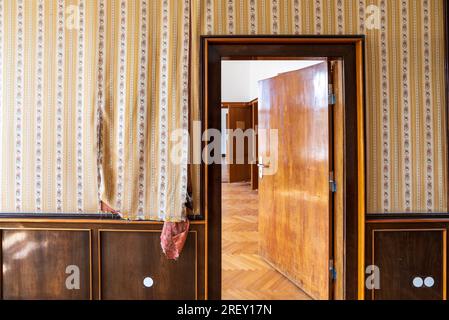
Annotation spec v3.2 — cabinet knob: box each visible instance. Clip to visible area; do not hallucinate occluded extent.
[412,276,435,288]
[143,277,154,288]
[412,277,424,288]
[424,277,435,288]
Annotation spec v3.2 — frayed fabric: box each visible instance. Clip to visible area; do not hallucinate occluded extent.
[100,201,121,215]
[100,201,190,260]
[160,219,190,260]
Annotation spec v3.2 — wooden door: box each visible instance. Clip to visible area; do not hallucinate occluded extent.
[250,100,259,190]
[258,62,332,300]
[227,104,252,183]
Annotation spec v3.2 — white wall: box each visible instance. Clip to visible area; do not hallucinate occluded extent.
[221,60,323,102]
[221,60,324,155]
[221,61,253,102]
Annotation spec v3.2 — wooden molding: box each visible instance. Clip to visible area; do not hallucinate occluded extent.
[0,218,206,225]
[201,36,366,300]
[444,0,449,211]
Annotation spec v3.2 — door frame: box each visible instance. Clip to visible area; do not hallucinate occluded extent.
[200,36,366,300]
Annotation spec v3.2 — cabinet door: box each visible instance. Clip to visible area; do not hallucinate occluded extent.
[99,230,197,300]
[2,229,91,300]
[367,228,446,300]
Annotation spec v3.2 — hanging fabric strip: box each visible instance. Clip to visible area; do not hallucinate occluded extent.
[161,219,190,260]
[99,0,191,222]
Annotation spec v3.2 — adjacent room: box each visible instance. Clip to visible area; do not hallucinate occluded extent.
[221,60,336,300]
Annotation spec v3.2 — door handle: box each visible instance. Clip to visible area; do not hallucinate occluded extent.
[258,156,270,179]
[257,161,270,179]
[257,156,270,168]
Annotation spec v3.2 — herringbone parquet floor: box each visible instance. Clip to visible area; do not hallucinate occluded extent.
[222,182,311,300]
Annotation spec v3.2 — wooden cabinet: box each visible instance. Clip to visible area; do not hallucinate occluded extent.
[99,230,197,300]
[2,229,91,300]
[0,220,206,300]
[366,221,447,300]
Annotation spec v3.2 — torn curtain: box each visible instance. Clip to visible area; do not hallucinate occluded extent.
[0,0,191,223]
[98,0,191,222]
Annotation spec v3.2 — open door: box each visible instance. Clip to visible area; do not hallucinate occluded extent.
[226,104,252,183]
[258,62,332,300]
[250,99,259,190]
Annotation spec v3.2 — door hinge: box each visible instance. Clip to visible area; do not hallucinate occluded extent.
[329,171,337,193]
[330,260,337,280]
[328,84,336,105]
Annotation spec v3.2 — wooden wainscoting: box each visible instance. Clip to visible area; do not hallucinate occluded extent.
[0,219,206,300]
[99,229,197,300]
[2,228,92,300]
[366,218,449,300]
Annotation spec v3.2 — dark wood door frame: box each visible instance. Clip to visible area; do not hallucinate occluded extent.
[200,36,366,300]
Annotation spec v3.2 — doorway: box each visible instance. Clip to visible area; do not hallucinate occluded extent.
[201,37,366,300]
[221,60,324,300]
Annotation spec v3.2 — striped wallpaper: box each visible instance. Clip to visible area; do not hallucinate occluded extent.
[0,1,447,219]
[191,0,448,214]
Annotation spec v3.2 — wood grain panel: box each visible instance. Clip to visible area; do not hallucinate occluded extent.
[332,60,345,300]
[258,62,331,300]
[226,104,252,183]
[368,229,446,300]
[0,220,206,300]
[99,230,197,300]
[251,100,259,190]
[2,229,91,300]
